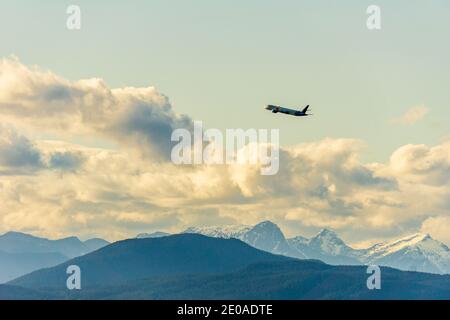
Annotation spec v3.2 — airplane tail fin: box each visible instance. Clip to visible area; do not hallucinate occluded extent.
[302,105,310,113]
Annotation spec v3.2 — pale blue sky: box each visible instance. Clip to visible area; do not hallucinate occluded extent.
[1,0,449,162]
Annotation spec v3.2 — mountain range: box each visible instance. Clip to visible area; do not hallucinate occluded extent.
[0,231,109,283]
[1,220,449,286]
[183,221,450,275]
[5,233,450,300]
[10,234,291,289]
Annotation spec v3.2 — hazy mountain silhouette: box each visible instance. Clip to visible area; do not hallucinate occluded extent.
[0,250,67,283]
[0,231,109,283]
[0,231,109,258]
[83,238,110,252]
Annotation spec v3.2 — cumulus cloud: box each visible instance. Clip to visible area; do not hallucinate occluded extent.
[48,151,84,171]
[0,125,86,174]
[0,57,193,160]
[392,106,429,125]
[228,138,396,201]
[0,58,448,246]
[420,216,450,246]
[0,129,448,244]
[388,142,450,186]
[0,125,44,173]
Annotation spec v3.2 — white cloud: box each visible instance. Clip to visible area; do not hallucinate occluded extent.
[388,142,450,185]
[0,130,447,245]
[392,105,429,125]
[421,216,450,246]
[0,124,44,172]
[0,56,193,160]
[0,58,448,246]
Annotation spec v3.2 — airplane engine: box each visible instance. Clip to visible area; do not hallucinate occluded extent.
[272,110,278,113]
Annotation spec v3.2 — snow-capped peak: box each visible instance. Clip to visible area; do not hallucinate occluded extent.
[310,228,345,246]
[314,228,339,239]
[248,221,283,235]
[366,233,435,257]
[361,232,450,274]
[183,224,251,239]
[184,221,306,259]
[183,221,450,274]
[254,220,278,228]
[242,221,285,246]
[136,231,170,239]
[308,228,355,256]
[288,235,309,246]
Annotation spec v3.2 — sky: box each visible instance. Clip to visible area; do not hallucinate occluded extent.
[0,1,449,246]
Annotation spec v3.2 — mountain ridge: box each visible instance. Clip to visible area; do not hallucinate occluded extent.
[179,221,450,274]
[5,234,450,300]
[0,231,110,258]
[0,231,110,283]
[2,221,449,280]
[10,233,293,289]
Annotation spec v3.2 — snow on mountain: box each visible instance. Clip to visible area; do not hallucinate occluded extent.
[184,221,306,259]
[184,225,251,239]
[361,233,450,274]
[288,229,362,265]
[136,232,170,239]
[184,221,450,274]
[289,229,450,274]
[241,221,306,258]
[288,235,309,246]
[309,229,356,256]
[2,223,449,276]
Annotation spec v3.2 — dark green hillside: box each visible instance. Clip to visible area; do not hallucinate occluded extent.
[11,234,293,289]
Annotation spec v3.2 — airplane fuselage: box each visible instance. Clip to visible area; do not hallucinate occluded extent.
[265,104,309,117]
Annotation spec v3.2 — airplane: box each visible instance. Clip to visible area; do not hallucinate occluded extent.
[265,104,311,117]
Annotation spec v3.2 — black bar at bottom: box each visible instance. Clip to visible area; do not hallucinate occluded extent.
[0,300,447,319]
